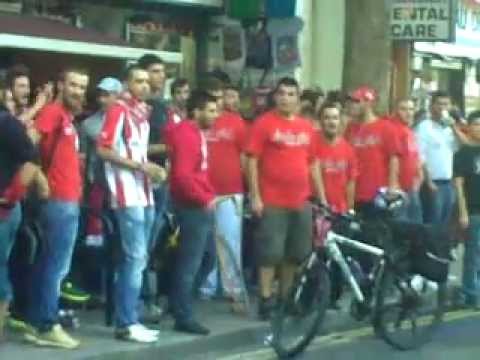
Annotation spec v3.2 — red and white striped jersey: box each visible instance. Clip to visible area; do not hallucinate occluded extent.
[98,92,154,208]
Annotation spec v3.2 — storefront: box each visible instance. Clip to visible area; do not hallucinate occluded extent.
[412,0,480,114]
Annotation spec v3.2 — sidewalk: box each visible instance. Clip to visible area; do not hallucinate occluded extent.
[1,254,464,360]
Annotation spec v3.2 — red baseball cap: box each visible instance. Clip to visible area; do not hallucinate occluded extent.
[349,86,377,102]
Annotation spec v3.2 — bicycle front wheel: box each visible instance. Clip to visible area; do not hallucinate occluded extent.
[271,254,331,358]
[373,265,446,350]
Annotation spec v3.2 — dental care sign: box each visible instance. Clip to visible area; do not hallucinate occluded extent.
[390,0,456,41]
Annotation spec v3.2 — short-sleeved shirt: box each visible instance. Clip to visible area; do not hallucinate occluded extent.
[206,111,247,195]
[453,145,480,215]
[80,111,106,185]
[317,135,358,213]
[389,117,421,191]
[36,102,82,202]
[98,93,153,209]
[415,118,458,180]
[147,96,168,166]
[245,110,317,209]
[0,108,37,199]
[345,118,401,203]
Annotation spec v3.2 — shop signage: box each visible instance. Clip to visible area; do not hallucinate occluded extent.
[389,0,456,41]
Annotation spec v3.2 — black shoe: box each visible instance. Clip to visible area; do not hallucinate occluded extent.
[258,296,275,321]
[174,320,210,335]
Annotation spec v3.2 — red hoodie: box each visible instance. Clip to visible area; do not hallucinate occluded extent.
[168,119,215,207]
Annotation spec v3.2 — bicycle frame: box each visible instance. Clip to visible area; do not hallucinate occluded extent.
[324,230,385,304]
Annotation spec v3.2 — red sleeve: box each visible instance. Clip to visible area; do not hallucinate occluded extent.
[98,104,125,149]
[35,104,60,134]
[170,129,215,206]
[245,117,268,157]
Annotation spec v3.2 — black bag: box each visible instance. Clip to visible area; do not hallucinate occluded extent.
[389,221,451,283]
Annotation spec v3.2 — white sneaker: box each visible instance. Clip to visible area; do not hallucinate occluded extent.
[410,275,424,293]
[115,324,159,343]
[134,323,160,337]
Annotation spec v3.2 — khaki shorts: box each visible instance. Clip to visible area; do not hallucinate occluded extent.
[255,205,313,266]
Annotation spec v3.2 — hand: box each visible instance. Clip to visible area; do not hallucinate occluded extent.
[0,197,7,205]
[141,162,167,183]
[459,212,469,230]
[35,171,50,199]
[427,181,438,193]
[251,195,264,217]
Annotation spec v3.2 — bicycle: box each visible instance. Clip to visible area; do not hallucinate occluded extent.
[270,195,448,358]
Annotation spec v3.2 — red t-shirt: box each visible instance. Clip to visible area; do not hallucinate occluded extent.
[317,135,358,213]
[206,111,247,195]
[389,116,421,191]
[345,118,400,203]
[36,102,82,202]
[246,110,317,209]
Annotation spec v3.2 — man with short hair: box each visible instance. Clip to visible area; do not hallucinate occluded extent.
[416,91,464,224]
[390,98,423,223]
[200,79,248,302]
[97,65,166,343]
[345,86,401,214]
[246,77,326,320]
[25,68,89,349]
[224,84,241,113]
[138,54,170,320]
[168,91,218,335]
[454,110,480,310]
[168,78,190,124]
[5,64,53,128]
[0,106,49,340]
[317,102,358,214]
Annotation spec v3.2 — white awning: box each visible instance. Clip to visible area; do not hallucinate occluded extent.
[0,33,183,63]
[414,41,480,59]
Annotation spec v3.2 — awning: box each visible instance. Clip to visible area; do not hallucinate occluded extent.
[0,14,183,63]
[414,28,480,60]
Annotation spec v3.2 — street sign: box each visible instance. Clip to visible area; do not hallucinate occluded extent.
[389,0,456,41]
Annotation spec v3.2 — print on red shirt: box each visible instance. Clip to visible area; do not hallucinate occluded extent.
[246,110,317,209]
[36,102,82,202]
[317,135,358,213]
[206,111,247,195]
[345,118,400,203]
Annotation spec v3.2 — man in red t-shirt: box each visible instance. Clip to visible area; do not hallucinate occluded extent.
[199,79,248,304]
[389,98,423,223]
[168,91,218,335]
[345,86,401,215]
[317,102,358,213]
[246,77,326,320]
[26,68,89,349]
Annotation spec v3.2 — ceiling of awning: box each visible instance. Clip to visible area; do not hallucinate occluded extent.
[0,13,183,63]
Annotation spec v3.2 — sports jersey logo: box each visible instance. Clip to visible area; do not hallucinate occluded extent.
[272,129,310,146]
[350,135,380,147]
[321,159,348,172]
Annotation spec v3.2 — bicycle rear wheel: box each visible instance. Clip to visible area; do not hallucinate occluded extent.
[271,254,331,358]
[373,265,446,350]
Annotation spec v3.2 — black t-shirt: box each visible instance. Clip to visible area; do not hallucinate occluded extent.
[147,97,168,166]
[453,145,480,214]
[0,108,37,194]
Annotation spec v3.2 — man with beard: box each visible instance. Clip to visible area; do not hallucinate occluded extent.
[24,68,89,349]
[317,102,358,214]
[168,91,218,335]
[5,64,53,128]
[345,86,401,215]
[98,65,166,343]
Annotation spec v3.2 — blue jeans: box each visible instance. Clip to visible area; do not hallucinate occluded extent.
[169,205,214,323]
[462,214,480,305]
[114,206,154,328]
[0,203,22,302]
[398,190,423,224]
[29,200,79,331]
[201,195,243,298]
[426,181,455,225]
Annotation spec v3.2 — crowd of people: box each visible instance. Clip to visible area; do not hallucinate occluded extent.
[0,53,479,351]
